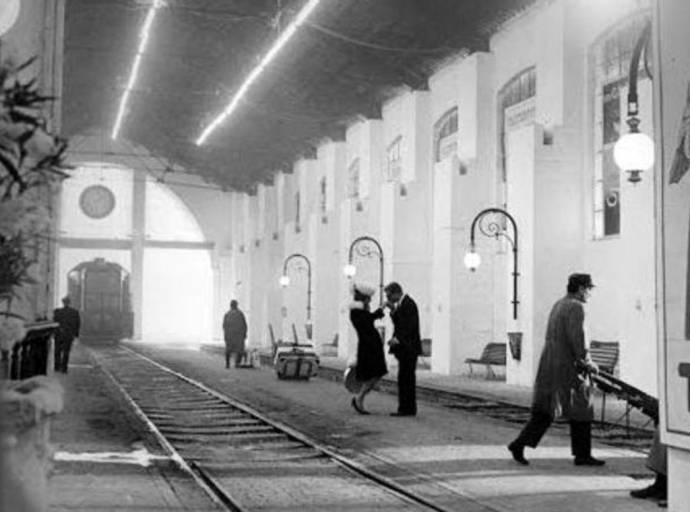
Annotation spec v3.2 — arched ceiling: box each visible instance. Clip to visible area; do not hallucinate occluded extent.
[63,0,536,192]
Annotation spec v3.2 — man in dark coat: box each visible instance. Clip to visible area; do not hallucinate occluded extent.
[53,296,81,373]
[384,282,422,417]
[508,273,603,466]
[222,300,247,369]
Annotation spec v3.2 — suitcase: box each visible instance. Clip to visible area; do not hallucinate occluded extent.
[274,343,319,380]
[236,349,260,369]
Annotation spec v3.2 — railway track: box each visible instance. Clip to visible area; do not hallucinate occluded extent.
[94,345,496,512]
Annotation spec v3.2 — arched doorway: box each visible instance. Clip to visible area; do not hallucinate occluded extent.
[56,156,214,345]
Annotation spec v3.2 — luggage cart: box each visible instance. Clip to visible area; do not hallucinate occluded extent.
[591,370,658,433]
[274,343,319,380]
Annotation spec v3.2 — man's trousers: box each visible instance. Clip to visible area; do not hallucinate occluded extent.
[514,410,593,458]
[54,337,74,373]
[396,354,418,415]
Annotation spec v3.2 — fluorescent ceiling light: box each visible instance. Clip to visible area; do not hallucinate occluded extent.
[111,0,164,140]
[195,0,321,146]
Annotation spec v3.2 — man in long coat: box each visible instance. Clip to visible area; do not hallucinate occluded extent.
[384,282,422,417]
[53,296,80,373]
[508,273,604,466]
[222,300,247,369]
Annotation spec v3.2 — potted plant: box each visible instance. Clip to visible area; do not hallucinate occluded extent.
[0,56,68,331]
[0,57,68,512]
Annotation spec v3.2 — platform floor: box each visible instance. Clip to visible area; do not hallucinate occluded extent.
[80,340,663,512]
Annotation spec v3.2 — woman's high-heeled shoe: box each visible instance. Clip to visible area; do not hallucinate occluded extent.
[351,397,369,415]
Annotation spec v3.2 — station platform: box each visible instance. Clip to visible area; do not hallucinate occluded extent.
[47,342,219,511]
[202,343,655,434]
[43,340,663,512]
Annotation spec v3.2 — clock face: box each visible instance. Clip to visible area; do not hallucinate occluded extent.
[79,185,116,219]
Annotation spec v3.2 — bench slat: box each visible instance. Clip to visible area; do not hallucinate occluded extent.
[589,340,619,373]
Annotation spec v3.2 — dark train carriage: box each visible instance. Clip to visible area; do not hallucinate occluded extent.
[67,258,133,341]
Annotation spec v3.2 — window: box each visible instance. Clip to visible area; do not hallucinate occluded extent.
[497,67,536,182]
[592,15,651,238]
[433,108,458,163]
[319,176,327,213]
[384,136,403,182]
[347,158,360,199]
[319,176,327,222]
[294,191,300,231]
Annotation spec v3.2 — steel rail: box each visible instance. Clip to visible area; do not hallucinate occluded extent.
[92,347,248,512]
[117,344,494,512]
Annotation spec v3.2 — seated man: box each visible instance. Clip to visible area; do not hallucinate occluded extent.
[630,426,667,507]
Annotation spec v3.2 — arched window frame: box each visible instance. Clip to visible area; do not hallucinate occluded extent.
[590,12,652,239]
[294,190,301,233]
[384,135,403,183]
[496,67,536,184]
[319,175,328,223]
[347,158,360,199]
[433,107,458,163]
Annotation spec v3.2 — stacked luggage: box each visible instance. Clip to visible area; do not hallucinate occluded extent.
[273,343,319,380]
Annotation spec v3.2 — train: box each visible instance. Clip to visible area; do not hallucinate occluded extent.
[66,258,133,341]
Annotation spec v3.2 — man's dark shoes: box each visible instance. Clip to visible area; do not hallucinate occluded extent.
[574,456,605,466]
[389,411,415,417]
[630,475,667,501]
[508,441,529,465]
[630,484,666,500]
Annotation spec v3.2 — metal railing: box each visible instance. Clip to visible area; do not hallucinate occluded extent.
[1,321,58,380]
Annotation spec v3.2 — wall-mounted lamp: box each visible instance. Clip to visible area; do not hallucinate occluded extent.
[613,19,654,184]
[463,250,481,270]
[465,207,519,319]
[280,253,312,339]
[343,263,357,278]
[344,236,384,306]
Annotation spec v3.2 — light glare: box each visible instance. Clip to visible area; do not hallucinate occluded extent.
[343,264,357,278]
[195,0,322,145]
[464,251,481,271]
[112,0,163,140]
[613,131,655,172]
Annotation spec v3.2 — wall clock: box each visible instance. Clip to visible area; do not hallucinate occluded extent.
[79,185,116,219]
[0,0,20,36]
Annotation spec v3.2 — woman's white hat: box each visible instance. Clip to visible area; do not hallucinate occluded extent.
[352,282,376,297]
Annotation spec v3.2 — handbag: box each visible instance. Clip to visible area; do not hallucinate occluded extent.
[343,364,363,393]
[387,337,401,355]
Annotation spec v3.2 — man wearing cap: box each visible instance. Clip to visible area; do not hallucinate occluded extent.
[508,273,603,466]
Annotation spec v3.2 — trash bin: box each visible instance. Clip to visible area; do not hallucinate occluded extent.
[508,331,522,361]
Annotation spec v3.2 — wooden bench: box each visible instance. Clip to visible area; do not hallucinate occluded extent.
[320,333,339,356]
[589,340,620,423]
[589,340,619,375]
[465,343,506,378]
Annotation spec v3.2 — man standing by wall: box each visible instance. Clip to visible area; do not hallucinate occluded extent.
[508,273,602,466]
[53,296,80,373]
[223,300,247,369]
[385,282,422,417]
